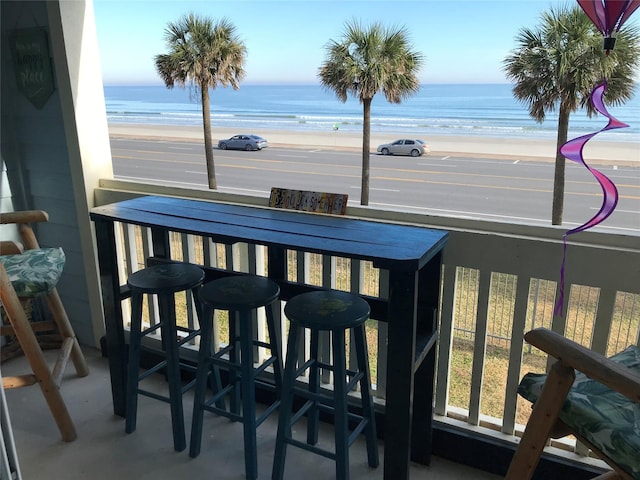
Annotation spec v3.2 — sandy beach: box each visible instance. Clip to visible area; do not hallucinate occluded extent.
[109,123,639,165]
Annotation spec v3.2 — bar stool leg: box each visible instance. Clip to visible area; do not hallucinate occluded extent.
[229,312,241,416]
[354,324,379,467]
[189,304,214,458]
[333,328,350,480]
[125,291,144,434]
[306,328,320,445]
[272,323,300,480]
[206,347,226,412]
[159,292,186,452]
[265,303,283,394]
[239,308,258,480]
[195,301,225,412]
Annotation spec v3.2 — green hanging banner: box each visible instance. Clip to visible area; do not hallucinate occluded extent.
[10,28,55,110]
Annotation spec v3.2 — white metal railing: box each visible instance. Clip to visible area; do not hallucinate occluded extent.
[94,180,640,466]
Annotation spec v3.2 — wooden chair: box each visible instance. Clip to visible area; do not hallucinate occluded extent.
[0,263,77,441]
[506,328,640,480]
[0,210,89,441]
[0,210,88,374]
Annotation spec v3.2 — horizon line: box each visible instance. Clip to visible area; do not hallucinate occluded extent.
[103,81,515,87]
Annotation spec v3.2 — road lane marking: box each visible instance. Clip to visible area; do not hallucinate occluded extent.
[116,175,206,187]
[350,187,400,192]
[372,202,548,223]
[418,163,457,167]
[609,174,640,179]
[372,202,639,233]
[118,162,640,200]
[114,153,639,189]
[220,186,270,195]
[591,207,639,214]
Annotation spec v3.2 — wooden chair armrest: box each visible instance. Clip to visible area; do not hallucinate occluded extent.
[0,210,48,250]
[525,328,640,403]
[0,241,24,255]
[0,210,49,225]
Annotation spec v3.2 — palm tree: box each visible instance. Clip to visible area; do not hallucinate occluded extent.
[155,13,246,190]
[503,5,639,225]
[319,20,423,205]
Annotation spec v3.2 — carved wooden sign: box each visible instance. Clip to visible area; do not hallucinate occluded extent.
[10,29,55,109]
[269,187,348,215]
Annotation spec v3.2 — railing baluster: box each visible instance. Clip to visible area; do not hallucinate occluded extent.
[181,233,198,338]
[254,245,268,362]
[591,288,615,354]
[468,269,491,426]
[141,227,160,330]
[502,275,530,435]
[319,255,334,384]
[295,252,311,374]
[435,264,456,416]
[202,237,223,351]
[114,222,131,324]
[376,268,389,399]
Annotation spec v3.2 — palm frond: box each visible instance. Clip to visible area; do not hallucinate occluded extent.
[318,18,423,104]
[154,13,246,92]
[503,4,639,121]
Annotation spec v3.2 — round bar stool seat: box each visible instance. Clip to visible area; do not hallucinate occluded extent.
[190,274,283,480]
[273,289,379,480]
[127,262,205,293]
[125,262,205,452]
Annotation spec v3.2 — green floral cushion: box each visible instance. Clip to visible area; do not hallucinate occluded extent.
[0,247,65,297]
[518,345,640,479]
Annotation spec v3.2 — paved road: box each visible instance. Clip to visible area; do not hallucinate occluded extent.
[110,137,640,235]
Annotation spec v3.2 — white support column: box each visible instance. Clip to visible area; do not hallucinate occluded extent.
[47,1,114,346]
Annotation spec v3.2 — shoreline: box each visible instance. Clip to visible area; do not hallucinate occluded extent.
[108,123,640,165]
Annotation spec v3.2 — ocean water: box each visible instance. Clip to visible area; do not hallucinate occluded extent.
[104,83,640,143]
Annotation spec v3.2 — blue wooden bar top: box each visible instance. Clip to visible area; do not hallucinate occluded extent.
[90,195,447,271]
[90,195,448,480]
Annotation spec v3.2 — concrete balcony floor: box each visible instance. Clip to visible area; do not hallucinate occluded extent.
[3,347,500,480]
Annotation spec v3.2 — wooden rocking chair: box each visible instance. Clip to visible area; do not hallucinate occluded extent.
[506,328,640,480]
[0,210,89,441]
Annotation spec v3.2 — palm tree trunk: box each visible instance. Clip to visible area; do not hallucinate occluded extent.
[200,84,217,190]
[360,98,372,205]
[551,102,570,225]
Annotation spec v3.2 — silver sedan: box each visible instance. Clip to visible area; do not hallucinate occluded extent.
[377,139,429,157]
[218,134,268,151]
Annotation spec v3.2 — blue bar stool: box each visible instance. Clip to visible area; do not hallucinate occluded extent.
[272,289,379,480]
[189,274,282,480]
[125,262,205,452]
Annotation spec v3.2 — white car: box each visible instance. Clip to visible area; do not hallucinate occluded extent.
[377,139,429,157]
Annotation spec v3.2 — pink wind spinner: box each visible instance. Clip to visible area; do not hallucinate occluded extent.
[554,0,638,316]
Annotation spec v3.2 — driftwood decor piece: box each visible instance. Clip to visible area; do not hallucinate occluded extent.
[269,187,348,215]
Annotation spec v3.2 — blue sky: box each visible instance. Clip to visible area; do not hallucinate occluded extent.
[93,0,628,85]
